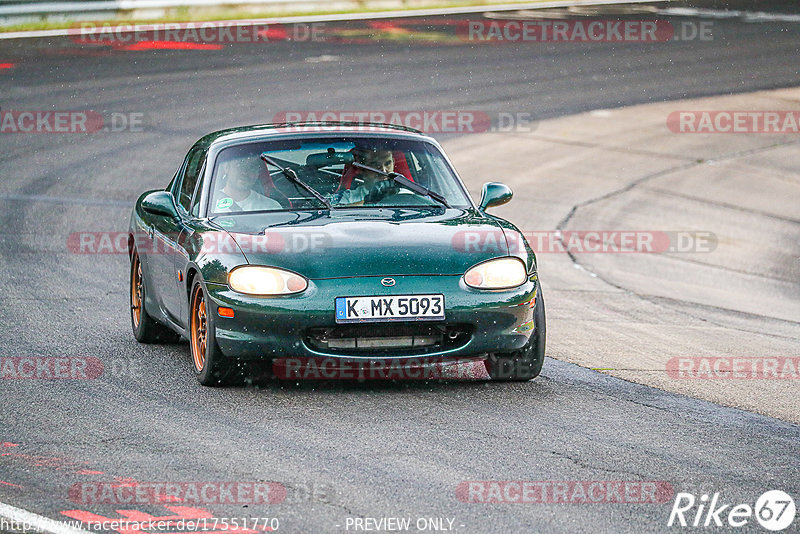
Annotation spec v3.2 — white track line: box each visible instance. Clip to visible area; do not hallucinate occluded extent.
[0,0,667,40]
[0,501,92,534]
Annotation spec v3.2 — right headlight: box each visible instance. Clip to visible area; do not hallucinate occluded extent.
[228,266,308,296]
[463,257,528,289]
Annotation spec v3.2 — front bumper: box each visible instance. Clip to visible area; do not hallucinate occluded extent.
[205,274,538,361]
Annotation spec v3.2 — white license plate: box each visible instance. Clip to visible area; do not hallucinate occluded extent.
[335,294,444,323]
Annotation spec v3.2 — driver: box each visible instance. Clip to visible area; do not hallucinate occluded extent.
[335,148,398,206]
[214,157,282,212]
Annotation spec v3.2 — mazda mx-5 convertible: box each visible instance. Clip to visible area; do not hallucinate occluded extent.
[128,122,545,386]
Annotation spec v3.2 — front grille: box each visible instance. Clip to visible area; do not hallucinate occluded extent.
[305,324,471,355]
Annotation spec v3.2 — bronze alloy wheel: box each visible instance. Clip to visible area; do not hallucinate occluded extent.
[190,283,208,373]
[131,253,143,328]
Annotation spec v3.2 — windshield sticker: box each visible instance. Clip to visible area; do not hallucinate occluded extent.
[216,197,233,210]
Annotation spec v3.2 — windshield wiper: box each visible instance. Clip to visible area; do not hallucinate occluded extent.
[260,153,331,210]
[351,162,449,208]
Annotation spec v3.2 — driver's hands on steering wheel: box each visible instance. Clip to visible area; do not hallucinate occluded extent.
[364,180,398,204]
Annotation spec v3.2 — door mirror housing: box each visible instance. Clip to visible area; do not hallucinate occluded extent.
[479,182,513,211]
[142,191,180,219]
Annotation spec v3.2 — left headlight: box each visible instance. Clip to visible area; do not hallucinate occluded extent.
[463,257,528,289]
[228,266,308,296]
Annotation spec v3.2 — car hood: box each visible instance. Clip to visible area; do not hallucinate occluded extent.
[213,208,511,279]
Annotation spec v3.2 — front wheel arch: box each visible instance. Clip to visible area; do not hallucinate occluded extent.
[485,286,546,381]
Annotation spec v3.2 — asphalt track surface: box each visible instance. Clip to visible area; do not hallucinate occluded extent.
[0,1,799,533]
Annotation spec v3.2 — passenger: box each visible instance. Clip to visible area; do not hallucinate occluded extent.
[336,148,398,206]
[214,157,282,212]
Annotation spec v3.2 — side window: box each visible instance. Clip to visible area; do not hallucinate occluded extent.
[177,147,206,213]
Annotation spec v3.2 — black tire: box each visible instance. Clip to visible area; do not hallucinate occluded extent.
[485,287,546,381]
[189,277,239,386]
[130,250,180,344]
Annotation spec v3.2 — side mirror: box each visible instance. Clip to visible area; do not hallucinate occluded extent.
[479,182,513,211]
[142,191,179,219]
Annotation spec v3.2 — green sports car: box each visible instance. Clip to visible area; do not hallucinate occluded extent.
[128,122,545,386]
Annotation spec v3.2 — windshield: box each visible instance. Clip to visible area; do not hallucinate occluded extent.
[207,137,471,215]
